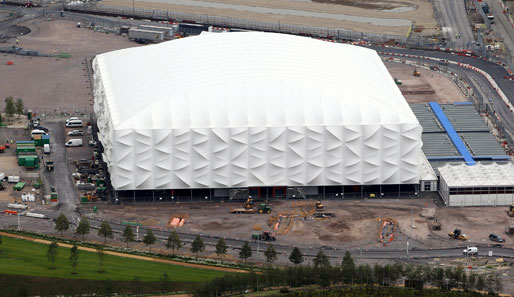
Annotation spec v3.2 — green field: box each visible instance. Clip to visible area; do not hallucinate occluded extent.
[0,236,228,282]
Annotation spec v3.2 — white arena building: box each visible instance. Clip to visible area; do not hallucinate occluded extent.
[93,32,425,201]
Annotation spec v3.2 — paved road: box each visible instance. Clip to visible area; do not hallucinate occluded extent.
[485,0,514,63]
[44,122,80,223]
[371,46,514,139]
[436,0,474,47]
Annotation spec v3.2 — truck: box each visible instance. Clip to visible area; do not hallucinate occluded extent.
[482,3,489,13]
[128,28,164,42]
[138,25,173,37]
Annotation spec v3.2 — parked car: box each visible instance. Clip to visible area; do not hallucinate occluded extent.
[37,125,49,132]
[463,246,478,256]
[65,117,79,124]
[489,233,505,243]
[68,130,84,136]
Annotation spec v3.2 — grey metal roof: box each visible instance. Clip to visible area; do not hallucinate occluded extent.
[421,133,458,156]
[460,132,506,156]
[439,104,489,132]
[412,103,507,159]
[410,103,444,133]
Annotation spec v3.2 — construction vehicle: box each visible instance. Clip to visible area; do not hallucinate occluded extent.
[258,203,272,214]
[230,197,256,214]
[448,228,468,240]
[430,219,441,231]
[252,230,276,241]
[315,200,324,212]
[394,78,402,85]
[244,197,254,210]
[413,68,421,77]
[507,205,514,217]
[45,160,54,171]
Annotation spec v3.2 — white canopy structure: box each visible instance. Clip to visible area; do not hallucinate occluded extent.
[439,162,514,206]
[93,32,422,191]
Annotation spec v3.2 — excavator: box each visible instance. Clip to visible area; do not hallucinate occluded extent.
[244,197,254,210]
[448,228,468,240]
[413,68,421,77]
[315,200,325,212]
[507,205,514,217]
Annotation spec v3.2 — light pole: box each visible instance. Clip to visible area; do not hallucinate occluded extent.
[132,0,135,15]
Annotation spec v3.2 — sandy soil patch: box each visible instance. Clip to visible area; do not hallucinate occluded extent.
[385,62,468,103]
[0,19,139,112]
[101,0,437,35]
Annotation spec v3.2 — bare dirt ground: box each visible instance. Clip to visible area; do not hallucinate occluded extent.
[385,62,468,103]
[101,0,438,36]
[0,19,139,113]
[84,198,514,251]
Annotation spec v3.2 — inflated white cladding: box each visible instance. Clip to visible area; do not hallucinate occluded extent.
[93,32,422,190]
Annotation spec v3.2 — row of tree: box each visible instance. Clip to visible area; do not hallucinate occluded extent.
[193,251,503,296]
[46,241,107,273]
[4,96,24,117]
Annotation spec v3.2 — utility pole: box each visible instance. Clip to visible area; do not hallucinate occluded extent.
[136,226,139,242]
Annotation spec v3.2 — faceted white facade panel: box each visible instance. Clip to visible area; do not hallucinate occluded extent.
[93,32,422,190]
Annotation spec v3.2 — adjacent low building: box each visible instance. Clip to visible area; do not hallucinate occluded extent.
[439,162,514,206]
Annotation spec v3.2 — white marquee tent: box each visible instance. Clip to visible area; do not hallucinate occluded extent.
[439,162,514,206]
[93,32,422,190]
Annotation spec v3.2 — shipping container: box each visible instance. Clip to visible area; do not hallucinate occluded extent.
[42,134,50,144]
[138,25,174,37]
[128,28,164,41]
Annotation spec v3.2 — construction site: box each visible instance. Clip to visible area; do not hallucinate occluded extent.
[82,197,514,251]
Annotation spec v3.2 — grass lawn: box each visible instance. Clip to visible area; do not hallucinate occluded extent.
[0,236,228,282]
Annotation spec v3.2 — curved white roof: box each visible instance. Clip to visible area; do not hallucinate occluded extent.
[94,32,418,130]
[93,32,422,190]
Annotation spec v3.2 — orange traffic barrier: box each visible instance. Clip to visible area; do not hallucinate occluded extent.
[6,61,13,65]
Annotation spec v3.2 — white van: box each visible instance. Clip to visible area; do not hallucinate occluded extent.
[66,117,79,124]
[65,139,83,147]
[463,246,478,256]
[66,119,83,128]
[43,144,50,154]
[31,129,47,137]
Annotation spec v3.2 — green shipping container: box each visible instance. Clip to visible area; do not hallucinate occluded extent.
[25,158,35,168]
[80,196,89,203]
[18,156,26,166]
[42,135,50,145]
[34,138,43,147]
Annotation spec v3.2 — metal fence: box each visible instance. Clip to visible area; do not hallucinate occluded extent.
[66,2,409,43]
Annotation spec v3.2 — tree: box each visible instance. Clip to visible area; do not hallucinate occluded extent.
[191,235,205,258]
[69,244,79,274]
[96,246,106,273]
[55,213,69,237]
[313,250,330,269]
[160,272,173,295]
[264,244,277,266]
[143,229,156,252]
[4,96,15,117]
[239,241,252,263]
[341,251,356,283]
[46,241,58,269]
[476,275,486,291]
[289,247,304,266]
[215,238,228,261]
[15,98,24,115]
[166,231,181,255]
[75,218,90,241]
[98,221,113,244]
[123,225,135,248]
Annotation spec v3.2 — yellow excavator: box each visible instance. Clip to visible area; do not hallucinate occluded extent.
[507,205,514,217]
[448,228,468,241]
[413,68,421,77]
[315,200,325,212]
[244,198,254,210]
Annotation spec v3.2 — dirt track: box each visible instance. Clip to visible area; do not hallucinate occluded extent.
[101,0,438,35]
[0,231,248,273]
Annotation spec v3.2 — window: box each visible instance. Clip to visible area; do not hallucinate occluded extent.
[424,183,431,191]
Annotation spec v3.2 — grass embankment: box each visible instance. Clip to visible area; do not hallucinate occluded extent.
[0,235,227,282]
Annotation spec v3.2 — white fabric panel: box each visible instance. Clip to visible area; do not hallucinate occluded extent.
[93,32,422,190]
